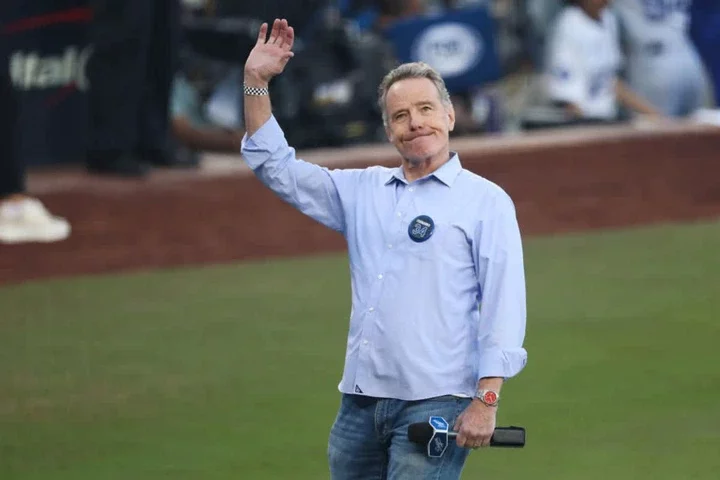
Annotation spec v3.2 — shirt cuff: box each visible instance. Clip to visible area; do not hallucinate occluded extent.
[240,115,288,169]
[477,347,528,380]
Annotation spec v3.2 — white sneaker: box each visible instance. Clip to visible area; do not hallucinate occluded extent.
[0,198,71,244]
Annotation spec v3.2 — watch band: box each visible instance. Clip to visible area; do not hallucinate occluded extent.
[243,84,269,96]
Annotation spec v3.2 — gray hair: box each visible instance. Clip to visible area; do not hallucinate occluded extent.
[377,62,452,126]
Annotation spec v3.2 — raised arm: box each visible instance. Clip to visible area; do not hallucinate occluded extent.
[240,19,356,233]
[243,19,294,136]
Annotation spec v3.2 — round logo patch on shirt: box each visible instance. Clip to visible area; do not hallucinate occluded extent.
[408,215,435,243]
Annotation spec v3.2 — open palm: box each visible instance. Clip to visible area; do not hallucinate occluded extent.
[244,18,295,85]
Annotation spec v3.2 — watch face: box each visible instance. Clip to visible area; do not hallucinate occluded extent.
[483,391,498,404]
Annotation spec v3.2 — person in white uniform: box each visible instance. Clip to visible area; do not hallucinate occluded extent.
[612,0,707,117]
[544,0,661,122]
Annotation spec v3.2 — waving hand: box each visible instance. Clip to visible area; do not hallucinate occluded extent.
[244,18,295,87]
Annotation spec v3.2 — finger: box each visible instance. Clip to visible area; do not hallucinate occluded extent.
[268,18,281,44]
[278,20,291,48]
[481,433,492,448]
[276,18,287,45]
[256,23,268,45]
[276,19,288,48]
[464,434,478,449]
[455,432,468,448]
[452,415,463,432]
[272,19,285,45]
[284,26,295,51]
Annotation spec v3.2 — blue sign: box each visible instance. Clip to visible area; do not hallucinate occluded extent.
[427,416,450,458]
[429,430,449,458]
[690,0,720,103]
[429,416,449,431]
[383,7,501,93]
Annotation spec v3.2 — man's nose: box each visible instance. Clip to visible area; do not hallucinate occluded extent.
[409,111,424,130]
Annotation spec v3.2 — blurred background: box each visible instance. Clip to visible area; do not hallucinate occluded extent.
[2,0,719,171]
[1,1,720,479]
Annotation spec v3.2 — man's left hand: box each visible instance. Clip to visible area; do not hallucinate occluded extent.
[453,400,497,449]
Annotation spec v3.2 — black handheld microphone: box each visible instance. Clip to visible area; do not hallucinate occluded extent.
[407,416,525,457]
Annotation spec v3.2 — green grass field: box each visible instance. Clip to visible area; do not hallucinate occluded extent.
[2,220,719,479]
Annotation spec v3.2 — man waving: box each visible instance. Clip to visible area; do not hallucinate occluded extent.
[242,18,528,480]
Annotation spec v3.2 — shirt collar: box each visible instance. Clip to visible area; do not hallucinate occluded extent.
[384,152,462,187]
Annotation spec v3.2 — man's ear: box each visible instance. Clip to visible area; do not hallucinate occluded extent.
[447,104,456,132]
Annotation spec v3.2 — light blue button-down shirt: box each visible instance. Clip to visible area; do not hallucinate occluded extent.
[242,116,527,401]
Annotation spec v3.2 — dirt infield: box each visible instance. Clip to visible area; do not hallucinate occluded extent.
[1,121,719,286]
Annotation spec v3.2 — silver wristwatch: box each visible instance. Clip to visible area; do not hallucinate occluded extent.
[475,389,500,407]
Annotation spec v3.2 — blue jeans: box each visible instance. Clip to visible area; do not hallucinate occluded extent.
[328,394,473,479]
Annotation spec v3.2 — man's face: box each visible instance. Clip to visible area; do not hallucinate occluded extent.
[384,77,455,166]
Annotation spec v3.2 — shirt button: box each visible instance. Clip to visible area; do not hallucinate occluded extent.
[377,274,383,280]
[409,187,415,192]
[397,212,402,217]
[363,340,369,345]
[388,244,393,249]
[369,307,374,312]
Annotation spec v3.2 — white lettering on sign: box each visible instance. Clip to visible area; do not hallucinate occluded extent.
[411,23,483,77]
[9,46,93,91]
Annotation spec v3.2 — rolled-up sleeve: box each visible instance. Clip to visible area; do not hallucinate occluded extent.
[473,193,528,380]
[241,116,357,233]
